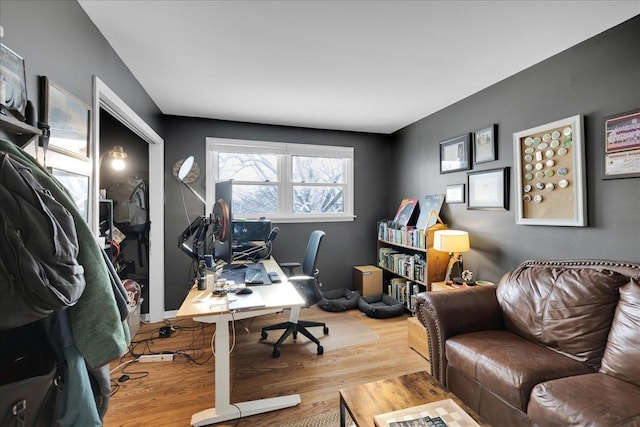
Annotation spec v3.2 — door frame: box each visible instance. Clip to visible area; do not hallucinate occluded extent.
[91,76,165,322]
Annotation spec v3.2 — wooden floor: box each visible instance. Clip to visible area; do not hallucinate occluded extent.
[104,307,427,427]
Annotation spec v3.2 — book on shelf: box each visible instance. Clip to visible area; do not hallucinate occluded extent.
[393,198,419,227]
[373,398,480,427]
[387,278,424,311]
[378,220,426,249]
[415,194,445,231]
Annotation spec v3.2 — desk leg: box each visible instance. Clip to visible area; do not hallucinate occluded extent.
[190,316,301,426]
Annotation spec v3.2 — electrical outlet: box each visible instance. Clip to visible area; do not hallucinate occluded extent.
[138,354,174,362]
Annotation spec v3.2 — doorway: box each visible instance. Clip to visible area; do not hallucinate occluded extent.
[91,76,164,322]
[99,111,150,314]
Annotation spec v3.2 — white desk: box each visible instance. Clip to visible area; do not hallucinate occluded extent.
[176,257,305,426]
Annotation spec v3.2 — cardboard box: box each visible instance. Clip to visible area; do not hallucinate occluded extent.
[127,299,142,337]
[353,265,382,296]
[408,316,431,367]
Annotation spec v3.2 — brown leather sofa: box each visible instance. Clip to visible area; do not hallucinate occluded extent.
[415,260,640,427]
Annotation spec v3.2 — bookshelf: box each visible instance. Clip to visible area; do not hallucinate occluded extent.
[377,217,450,313]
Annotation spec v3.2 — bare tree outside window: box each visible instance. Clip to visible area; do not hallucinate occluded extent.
[209,139,354,221]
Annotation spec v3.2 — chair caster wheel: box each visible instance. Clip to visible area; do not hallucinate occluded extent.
[273,348,280,358]
[323,326,329,334]
[261,332,267,340]
[317,346,324,355]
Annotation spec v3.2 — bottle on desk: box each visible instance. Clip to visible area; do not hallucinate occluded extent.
[197,260,207,290]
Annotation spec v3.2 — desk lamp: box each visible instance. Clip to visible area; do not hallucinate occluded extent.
[433,230,470,285]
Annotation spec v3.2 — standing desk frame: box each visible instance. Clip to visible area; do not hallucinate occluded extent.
[176,258,304,426]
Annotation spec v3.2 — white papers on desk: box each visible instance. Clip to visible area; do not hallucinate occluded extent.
[227,291,265,311]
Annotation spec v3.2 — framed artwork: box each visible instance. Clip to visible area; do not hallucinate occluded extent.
[467,167,509,210]
[445,184,465,204]
[473,124,497,164]
[40,76,91,159]
[603,108,640,179]
[439,134,471,174]
[513,115,586,226]
[0,43,28,121]
[393,198,418,227]
[47,167,90,222]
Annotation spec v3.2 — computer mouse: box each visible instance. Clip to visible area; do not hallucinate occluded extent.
[235,287,253,295]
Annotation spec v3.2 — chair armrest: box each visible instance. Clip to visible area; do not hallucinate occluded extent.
[278,262,301,276]
[414,286,504,383]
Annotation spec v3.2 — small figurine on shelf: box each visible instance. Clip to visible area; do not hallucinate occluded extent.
[453,269,476,287]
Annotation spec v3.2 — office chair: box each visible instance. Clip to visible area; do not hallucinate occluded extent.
[260,230,329,358]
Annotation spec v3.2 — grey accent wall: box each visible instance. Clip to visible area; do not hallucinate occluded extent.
[1,1,163,135]
[163,116,390,310]
[391,16,640,283]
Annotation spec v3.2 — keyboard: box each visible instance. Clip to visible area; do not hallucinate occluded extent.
[245,266,265,284]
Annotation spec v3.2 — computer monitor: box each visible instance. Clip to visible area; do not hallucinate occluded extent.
[232,220,272,249]
[213,180,233,265]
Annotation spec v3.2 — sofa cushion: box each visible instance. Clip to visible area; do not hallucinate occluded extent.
[600,278,640,387]
[529,373,640,426]
[497,265,628,369]
[447,330,593,411]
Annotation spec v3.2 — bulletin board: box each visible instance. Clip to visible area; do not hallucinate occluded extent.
[513,115,587,227]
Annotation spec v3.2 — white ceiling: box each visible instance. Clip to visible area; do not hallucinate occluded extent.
[78,1,639,134]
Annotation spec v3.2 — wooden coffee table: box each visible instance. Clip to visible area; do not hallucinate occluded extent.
[339,370,487,427]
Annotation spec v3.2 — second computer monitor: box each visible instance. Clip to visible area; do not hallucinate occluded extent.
[233,220,272,249]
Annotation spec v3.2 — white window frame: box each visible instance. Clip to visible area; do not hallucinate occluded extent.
[206,137,354,223]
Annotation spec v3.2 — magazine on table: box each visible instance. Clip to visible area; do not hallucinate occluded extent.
[374,398,480,427]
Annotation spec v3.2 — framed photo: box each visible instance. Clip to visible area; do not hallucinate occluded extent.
[513,115,586,226]
[473,124,497,164]
[603,109,640,179]
[0,43,28,120]
[445,184,465,204]
[439,134,471,174]
[40,76,91,159]
[467,167,509,210]
[47,167,90,222]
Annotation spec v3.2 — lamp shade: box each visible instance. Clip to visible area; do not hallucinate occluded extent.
[433,230,470,253]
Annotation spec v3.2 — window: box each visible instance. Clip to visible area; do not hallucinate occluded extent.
[206,138,354,222]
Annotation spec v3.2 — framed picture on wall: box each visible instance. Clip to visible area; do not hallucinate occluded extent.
[513,115,586,226]
[473,124,497,164]
[47,167,90,222]
[603,108,640,179]
[40,76,91,159]
[439,134,471,174]
[0,43,28,121]
[445,184,465,204]
[467,167,509,210]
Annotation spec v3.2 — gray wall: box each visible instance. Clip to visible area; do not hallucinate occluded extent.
[1,1,163,137]
[163,116,390,310]
[391,16,640,283]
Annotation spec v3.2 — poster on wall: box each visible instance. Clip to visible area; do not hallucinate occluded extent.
[603,109,640,179]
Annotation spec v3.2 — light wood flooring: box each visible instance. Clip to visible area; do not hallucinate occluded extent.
[104,307,427,427]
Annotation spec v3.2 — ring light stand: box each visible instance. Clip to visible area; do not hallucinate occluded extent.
[176,156,229,262]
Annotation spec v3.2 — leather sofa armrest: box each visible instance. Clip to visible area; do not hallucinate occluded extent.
[414,286,505,384]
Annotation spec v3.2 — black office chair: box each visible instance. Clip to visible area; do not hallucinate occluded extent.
[260,230,329,358]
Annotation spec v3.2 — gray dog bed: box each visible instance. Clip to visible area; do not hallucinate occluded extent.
[357,294,405,318]
[317,288,361,312]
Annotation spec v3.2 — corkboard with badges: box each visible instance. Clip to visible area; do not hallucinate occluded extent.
[513,115,587,227]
